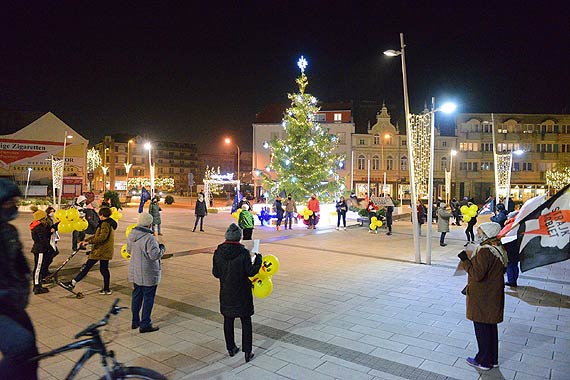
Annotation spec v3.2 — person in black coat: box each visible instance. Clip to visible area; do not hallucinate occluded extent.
[335,196,348,230]
[274,196,284,231]
[193,192,208,232]
[212,223,262,363]
[0,179,39,380]
[29,209,56,294]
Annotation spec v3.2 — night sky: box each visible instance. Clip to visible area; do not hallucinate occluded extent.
[2,1,569,152]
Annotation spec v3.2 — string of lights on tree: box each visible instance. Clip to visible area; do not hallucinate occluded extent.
[256,56,345,202]
[546,162,570,191]
[86,147,102,173]
[408,112,431,197]
[127,177,174,191]
[204,165,224,194]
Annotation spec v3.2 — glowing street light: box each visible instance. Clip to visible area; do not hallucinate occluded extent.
[58,132,73,208]
[144,142,154,197]
[224,137,241,182]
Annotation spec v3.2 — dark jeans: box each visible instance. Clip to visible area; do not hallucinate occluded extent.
[453,210,461,225]
[465,220,476,242]
[337,212,346,227]
[0,312,39,380]
[473,322,498,367]
[285,212,295,228]
[193,215,204,231]
[151,223,161,234]
[243,228,253,240]
[131,284,158,329]
[32,252,51,286]
[386,214,393,232]
[72,230,86,250]
[223,316,252,354]
[276,213,283,227]
[74,259,110,291]
[440,232,447,245]
[308,213,317,226]
[506,262,519,284]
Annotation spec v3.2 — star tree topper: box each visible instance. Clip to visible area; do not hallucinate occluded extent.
[297,56,308,73]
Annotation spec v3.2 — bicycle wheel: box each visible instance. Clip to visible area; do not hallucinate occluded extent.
[101,366,168,380]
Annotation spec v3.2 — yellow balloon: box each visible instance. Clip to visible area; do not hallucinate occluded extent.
[66,208,80,222]
[110,207,117,213]
[369,223,377,230]
[460,205,469,214]
[252,277,273,298]
[54,209,66,222]
[249,270,269,282]
[469,204,478,213]
[468,210,477,218]
[125,223,137,238]
[371,216,378,223]
[307,210,313,216]
[376,220,383,228]
[121,244,131,260]
[110,211,122,221]
[261,255,280,276]
[232,209,242,220]
[58,222,73,234]
[71,220,83,231]
[463,215,471,222]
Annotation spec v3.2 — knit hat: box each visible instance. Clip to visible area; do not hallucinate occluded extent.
[241,203,249,210]
[0,178,22,205]
[439,202,446,208]
[478,222,501,240]
[225,223,242,241]
[137,212,153,227]
[33,209,47,221]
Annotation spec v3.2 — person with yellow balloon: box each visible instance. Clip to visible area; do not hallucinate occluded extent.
[212,223,262,363]
[462,201,478,246]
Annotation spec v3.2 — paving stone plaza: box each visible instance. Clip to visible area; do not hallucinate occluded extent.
[17,203,570,380]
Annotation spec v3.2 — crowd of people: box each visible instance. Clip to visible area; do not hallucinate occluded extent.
[1,175,534,377]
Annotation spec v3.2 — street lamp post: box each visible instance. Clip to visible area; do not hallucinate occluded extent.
[58,132,73,208]
[426,99,457,265]
[224,138,240,181]
[384,33,421,264]
[124,139,133,192]
[102,147,109,192]
[144,142,154,197]
[25,167,32,199]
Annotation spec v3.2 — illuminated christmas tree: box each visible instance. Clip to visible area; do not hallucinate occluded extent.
[261,56,345,202]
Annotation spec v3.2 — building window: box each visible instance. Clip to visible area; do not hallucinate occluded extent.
[314,113,326,122]
[372,155,380,170]
[374,134,380,145]
[359,139,365,145]
[459,162,478,171]
[386,156,394,171]
[115,168,126,176]
[357,155,366,170]
[483,124,491,133]
[522,162,533,171]
[480,162,494,171]
[442,141,447,147]
[401,156,408,171]
[513,162,520,171]
[440,157,448,171]
[336,132,346,145]
[402,140,407,146]
[334,113,342,122]
[459,142,479,151]
[114,146,119,152]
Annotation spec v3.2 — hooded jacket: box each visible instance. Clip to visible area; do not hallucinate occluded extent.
[30,219,56,255]
[149,200,162,224]
[86,218,117,260]
[212,241,262,317]
[238,210,254,229]
[127,226,165,286]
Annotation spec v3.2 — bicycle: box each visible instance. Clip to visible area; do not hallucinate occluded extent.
[32,299,168,380]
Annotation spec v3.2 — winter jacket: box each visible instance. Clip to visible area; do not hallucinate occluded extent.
[307,198,320,213]
[238,210,254,229]
[437,207,453,233]
[83,207,100,235]
[127,226,165,286]
[30,220,56,255]
[460,245,506,324]
[491,210,508,228]
[149,202,162,225]
[367,201,377,216]
[284,199,297,213]
[212,241,262,317]
[0,223,31,317]
[417,204,427,224]
[274,200,284,218]
[86,218,117,260]
[195,199,208,216]
[336,200,348,215]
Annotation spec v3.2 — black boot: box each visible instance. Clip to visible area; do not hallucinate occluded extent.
[245,352,254,362]
[33,285,49,294]
[228,346,240,357]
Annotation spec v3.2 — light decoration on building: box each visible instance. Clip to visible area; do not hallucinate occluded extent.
[87,147,102,173]
[51,158,64,191]
[127,177,174,191]
[204,166,223,194]
[494,153,512,200]
[546,164,570,191]
[409,112,432,197]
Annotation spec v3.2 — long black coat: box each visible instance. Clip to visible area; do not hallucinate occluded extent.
[0,223,31,317]
[212,241,262,318]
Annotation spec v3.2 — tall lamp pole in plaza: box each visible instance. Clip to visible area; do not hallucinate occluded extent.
[224,137,240,182]
[144,142,155,197]
[381,133,390,196]
[124,139,134,192]
[426,99,456,265]
[58,132,73,208]
[101,147,109,191]
[25,167,32,199]
[447,149,457,205]
[384,33,421,264]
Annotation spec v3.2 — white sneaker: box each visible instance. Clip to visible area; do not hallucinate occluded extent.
[343,227,347,231]
[336,227,340,230]
[98,289,113,295]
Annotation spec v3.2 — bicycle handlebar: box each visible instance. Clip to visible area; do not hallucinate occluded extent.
[74,299,126,339]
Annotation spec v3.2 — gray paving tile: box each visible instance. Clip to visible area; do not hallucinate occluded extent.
[316,361,374,380]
